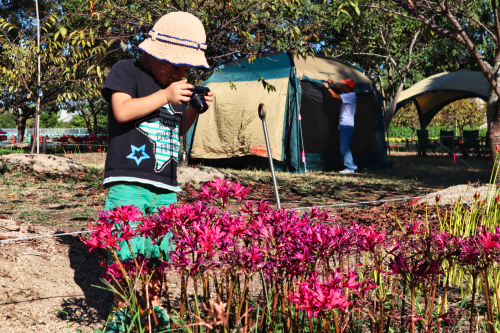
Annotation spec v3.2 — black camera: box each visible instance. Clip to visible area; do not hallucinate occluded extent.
[189,86,211,114]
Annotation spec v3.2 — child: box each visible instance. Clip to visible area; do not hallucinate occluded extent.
[100,11,213,332]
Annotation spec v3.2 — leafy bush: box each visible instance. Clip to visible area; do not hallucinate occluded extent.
[388,125,487,139]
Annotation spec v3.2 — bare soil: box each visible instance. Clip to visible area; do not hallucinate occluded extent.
[0,151,495,332]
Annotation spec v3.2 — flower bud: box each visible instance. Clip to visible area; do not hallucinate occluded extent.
[436,194,441,203]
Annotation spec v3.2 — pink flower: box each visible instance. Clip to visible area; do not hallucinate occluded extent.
[358,227,386,252]
[288,271,357,318]
[108,205,143,224]
[477,226,500,253]
[232,182,250,201]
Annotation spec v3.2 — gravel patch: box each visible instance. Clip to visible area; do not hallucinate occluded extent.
[0,154,85,174]
[425,183,498,206]
[177,166,237,185]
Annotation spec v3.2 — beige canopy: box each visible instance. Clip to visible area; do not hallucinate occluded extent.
[395,70,490,128]
[294,55,373,87]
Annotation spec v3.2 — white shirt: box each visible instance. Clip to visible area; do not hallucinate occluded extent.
[339,92,357,126]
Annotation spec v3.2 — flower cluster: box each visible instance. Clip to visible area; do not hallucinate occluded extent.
[288,271,359,318]
[192,178,250,206]
[81,178,500,331]
[81,206,143,253]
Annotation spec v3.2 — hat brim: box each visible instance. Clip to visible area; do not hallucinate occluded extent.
[138,38,210,70]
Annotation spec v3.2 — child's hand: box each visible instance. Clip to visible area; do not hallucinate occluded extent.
[164,80,193,104]
[204,91,214,107]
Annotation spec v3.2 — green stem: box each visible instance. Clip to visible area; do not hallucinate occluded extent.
[193,276,201,333]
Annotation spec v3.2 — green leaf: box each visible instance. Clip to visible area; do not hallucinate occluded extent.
[338,9,350,16]
[59,27,67,38]
[8,86,13,93]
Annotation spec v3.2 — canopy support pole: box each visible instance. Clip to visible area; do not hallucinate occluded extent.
[258,103,281,210]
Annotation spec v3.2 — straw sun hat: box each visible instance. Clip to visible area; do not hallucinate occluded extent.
[138,12,210,70]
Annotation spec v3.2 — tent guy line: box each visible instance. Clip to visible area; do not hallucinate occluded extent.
[0,189,479,243]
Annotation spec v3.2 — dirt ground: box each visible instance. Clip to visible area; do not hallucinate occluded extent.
[0,151,495,332]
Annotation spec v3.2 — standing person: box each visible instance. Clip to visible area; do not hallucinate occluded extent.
[100,12,213,332]
[322,77,358,174]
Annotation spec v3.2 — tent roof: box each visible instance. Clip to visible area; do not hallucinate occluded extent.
[204,53,375,89]
[293,54,372,85]
[396,70,490,128]
[204,53,293,83]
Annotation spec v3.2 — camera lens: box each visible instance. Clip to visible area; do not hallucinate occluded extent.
[189,86,211,114]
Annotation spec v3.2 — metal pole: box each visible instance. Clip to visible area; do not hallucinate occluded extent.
[298,113,307,177]
[258,103,281,210]
[181,108,188,166]
[35,0,41,154]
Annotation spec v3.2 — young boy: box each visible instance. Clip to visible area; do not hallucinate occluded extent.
[100,11,213,331]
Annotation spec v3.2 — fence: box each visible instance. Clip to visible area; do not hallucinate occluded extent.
[2,128,90,137]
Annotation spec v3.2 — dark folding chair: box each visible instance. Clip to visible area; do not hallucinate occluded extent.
[460,130,479,158]
[417,129,434,157]
[440,130,455,155]
[478,133,490,158]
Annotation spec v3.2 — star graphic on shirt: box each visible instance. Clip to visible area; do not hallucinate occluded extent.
[126,144,150,166]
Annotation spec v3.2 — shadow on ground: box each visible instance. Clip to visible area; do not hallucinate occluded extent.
[375,154,492,189]
[56,235,113,326]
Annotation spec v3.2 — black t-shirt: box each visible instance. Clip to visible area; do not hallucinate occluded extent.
[101,59,186,191]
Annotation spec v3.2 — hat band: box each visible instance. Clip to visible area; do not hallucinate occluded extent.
[149,30,207,51]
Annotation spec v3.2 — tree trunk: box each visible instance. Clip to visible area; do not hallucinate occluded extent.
[84,114,93,136]
[488,74,500,166]
[93,112,98,135]
[17,116,27,143]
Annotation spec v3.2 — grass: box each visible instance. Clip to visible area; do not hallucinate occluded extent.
[0,151,495,229]
[18,209,53,224]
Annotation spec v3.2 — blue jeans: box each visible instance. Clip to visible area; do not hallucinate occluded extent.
[339,125,357,171]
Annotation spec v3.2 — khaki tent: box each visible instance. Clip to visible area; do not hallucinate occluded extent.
[395,70,490,128]
[186,53,388,172]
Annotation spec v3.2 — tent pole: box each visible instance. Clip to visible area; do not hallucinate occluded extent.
[258,103,281,210]
[298,111,307,177]
[181,107,187,166]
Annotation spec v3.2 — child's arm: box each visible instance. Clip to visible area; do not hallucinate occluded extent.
[111,80,194,123]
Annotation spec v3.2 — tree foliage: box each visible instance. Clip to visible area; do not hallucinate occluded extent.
[372,0,500,162]
[0,0,111,141]
[318,0,478,118]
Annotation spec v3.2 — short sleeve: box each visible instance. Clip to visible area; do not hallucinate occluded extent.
[340,93,356,105]
[101,60,137,104]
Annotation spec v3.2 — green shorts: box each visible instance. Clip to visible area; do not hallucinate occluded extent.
[104,182,176,266]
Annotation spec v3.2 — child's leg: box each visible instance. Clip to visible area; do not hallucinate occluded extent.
[148,270,163,307]
[114,279,128,308]
[147,189,176,307]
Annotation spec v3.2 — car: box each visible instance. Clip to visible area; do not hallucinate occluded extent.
[0,129,7,141]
